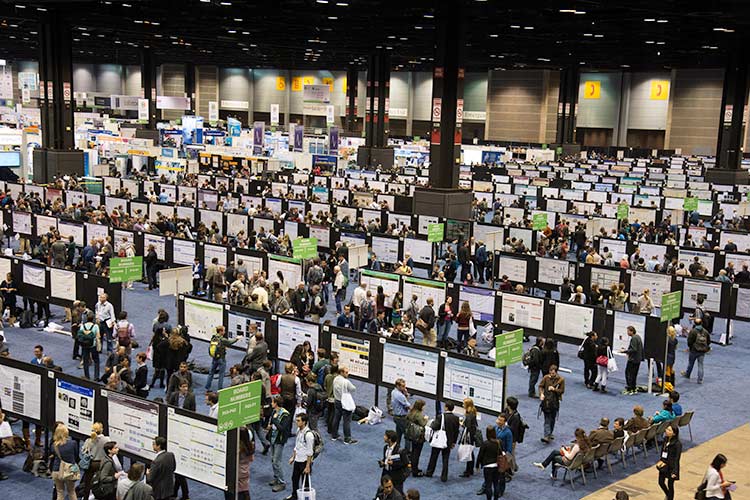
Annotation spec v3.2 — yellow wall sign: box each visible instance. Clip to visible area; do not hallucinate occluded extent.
[583,80,601,99]
[291,77,302,92]
[302,76,315,86]
[276,76,286,91]
[342,76,347,94]
[322,77,334,92]
[650,80,670,100]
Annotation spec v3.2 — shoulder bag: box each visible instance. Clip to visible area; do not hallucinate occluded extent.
[457,426,474,462]
[52,444,81,482]
[430,415,448,449]
[340,384,356,412]
[607,347,619,373]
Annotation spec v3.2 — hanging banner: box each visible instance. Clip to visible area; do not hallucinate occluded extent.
[275,76,286,91]
[325,104,335,125]
[208,101,219,123]
[270,103,280,126]
[252,121,265,155]
[137,98,149,122]
[293,124,304,152]
[328,126,339,153]
[228,117,241,137]
[303,84,331,116]
[22,88,31,104]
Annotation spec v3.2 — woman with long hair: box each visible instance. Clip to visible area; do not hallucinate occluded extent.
[656,424,682,500]
[436,296,454,349]
[455,301,473,351]
[406,399,428,478]
[51,425,79,500]
[533,428,590,479]
[477,425,505,500]
[225,427,254,500]
[459,398,479,478]
[79,422,109,500]
[704,453,733,499]
[391,292,403,326]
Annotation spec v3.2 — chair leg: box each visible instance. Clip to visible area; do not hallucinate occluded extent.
[621,450,627,468]
[581,466,587,485]
[689,423,693,441]
[606,455,612,475]
[593,462,598,479]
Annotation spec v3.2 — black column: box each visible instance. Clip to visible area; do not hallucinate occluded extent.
[185,62,196,115]
[141,48,156,127]
[345,67,358,133]
[428,0,465,189]
[365,51,389,148]
[38,15,74,150]
[556,66,579,144]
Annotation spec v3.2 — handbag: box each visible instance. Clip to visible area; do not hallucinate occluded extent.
[469,318,477,337]
[297,473,316,500]
[341,390,356,412]
[497,451,511,473]
[457,428,473,462]
[607,347,618,373]
[53,445,81,482]
[78,441,93,471]
[430,415,448,449]
[596,354,608,367]
[415,318,428,333]
[694,478,707,500]
[577,338,586,360]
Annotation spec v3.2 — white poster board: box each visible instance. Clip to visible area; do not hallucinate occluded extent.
[442,357,503,412]
[167,409,227,490]
[554,302,593,340]
[50,268,76,300]
[277,317,319,362]
[381,342,439,394]
[55,379,95,434]
[105,391,159,461]
[0,363,42,420]
[183,297,224,342]
[330,331,371,380]
[500,293,544,331]
[681,278,722,313]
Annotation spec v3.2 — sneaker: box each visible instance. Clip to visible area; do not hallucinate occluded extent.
[549,435,555,440]
[331,436,339,441]
[271,483,286,492]
[621,389,631,395]
[680,371,689,378]
[541,436,550,444]
[268,480,279,486]
[344,438,358,444]
[533,462,544,470]
[697,380,703,384]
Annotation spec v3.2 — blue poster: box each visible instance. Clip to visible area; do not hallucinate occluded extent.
[253,121,265,155]
[228,117,241,137]
[481,151,503,164]
[294,125,304,152]
[328,126,339,153]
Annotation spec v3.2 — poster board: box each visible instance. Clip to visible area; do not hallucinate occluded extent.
[183,297,224,342]
[276,317,319,362]
[500,293,544,332]
[381,341,439,395]
[104,390,160,461]
[167,408,228,490]
[554,302,594,340]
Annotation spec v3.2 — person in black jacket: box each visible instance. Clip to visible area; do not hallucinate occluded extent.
[656,424,682,500]
[144,244,158,290]
[379,430,411,494]
[167,381,196,411]
[477,426,505,500]
[290,282,308,319]
[425,403,460,482]
[581,331,599,389]
[133,352,150,398]
[527,338,544,398]
[97,441,120,500]
[540,339,560,376]
[459,399,479,478]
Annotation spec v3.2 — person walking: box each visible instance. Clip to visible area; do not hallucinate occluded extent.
[682,318,711,384]
[406,399,428,478]
[95,293,116,353]
[147,437,176,500]
[286,412,315,500]
[268,396,291,493]
[703,453,733,499]
[539,365,565,443]
[581,330,598,389]
[331,366,358,444]
[621,325,644,395]
[94,441,120,500]
[526,337,544,398]
[477,426,505,500]
[77,312,100,380]
[50,425,80,500]
[656,424,682,500]
[205,326,238,392]
[454,301,473,351]
[417,298,437,347]
[425,403,460,482]
[391,378,411,446]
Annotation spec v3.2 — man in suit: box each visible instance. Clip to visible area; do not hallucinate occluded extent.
[425,403,460,482]
[147,437,176,500]
[379,430,410,494]
[167,381,196,411]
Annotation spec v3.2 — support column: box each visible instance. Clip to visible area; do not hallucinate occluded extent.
[185,62,196,115]
[713,41,749,182]
[405,71,414,137]
[359,51,392,167]
[140,48,156,128]
[345,66,358,133]
[38,15,74,150]
[414,0,472,219]
[556,66,579,144]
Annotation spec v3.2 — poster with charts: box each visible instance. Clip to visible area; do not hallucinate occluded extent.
[459,285,495,322]
[537,258,575,286]
[590,267,622,291]
[55,379,95,434]
[405,238,432,265]
[309,225,330,249]
[418,215,440,236]
[735,288,750,319]
[500,293,544,331]
[630,271,672,307]
[172,239,196,266]
[50,268,76,300]
[277,318,318,362]
[613,312,646,354]
[554,302,593,340]
[598,238,627,261]
[167,409,227,490]
[227,311,266,351]
[381,342,439,394]
[0,257,10,282]
[331,332,371,380]
[203,244,227,268]
[23,264,46,289]
[360,270,400,308]
[143,234,166,260]
[442,357,503,412]
[35,214,58,236]
[677,248,715,277]
[226,213,248,237]
[0,363,42,420]
[86,222,109,244]
[105,391,159,461]
[682,278,722,313]
[497,255,527,283]
[12,211,32,235]
[371,236,399,264]
[402,277,446,310]
[268,255,302,289]
[58,221,85,246]
[183,297,224,342]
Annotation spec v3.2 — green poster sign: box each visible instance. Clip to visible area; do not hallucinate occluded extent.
[109,256,143,283]
[217,380,262,432]
[292,237,318,259]
[532,213,548,231]
[617,203,630,220]
[683,197,698,211]
[495,329,524,368]
[427,223,445,243]
[661,290,682,323]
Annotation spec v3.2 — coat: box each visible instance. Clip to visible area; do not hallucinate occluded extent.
[147,451,176,500]
[381,443,410,484]
[430,411,460,447]
[659,439,682,480]
[167,391,196,411]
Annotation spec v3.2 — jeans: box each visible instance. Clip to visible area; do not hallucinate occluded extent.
[81,347,100,380]
[528,368,540,397]
[321,283,330,303]
[543,409,558,438]
[436,322,451,345]
[251,421,270,448]
[271,443,285,483]
[475,262,485,283]
[595,365,608,388]
[334,289,346,314]
[331,400,352,440]
[456,328,470,350]
[685,351,705,382]
[483,467,505,500]
[625,360,640,391]
[205,357,227,391]
[542,450,565,477]
[99,322,114,353]
[393,416,407,447]
[658,470,675,500]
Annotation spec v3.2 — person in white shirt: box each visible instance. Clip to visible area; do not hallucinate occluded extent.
[333,266,346,315]
[96,293,116,353]
[206,392,219,419]
[331,367,358,444]
[287,412,315,500]
[352,283,367,329]
[252,279,270,308]
[704,453,732,499]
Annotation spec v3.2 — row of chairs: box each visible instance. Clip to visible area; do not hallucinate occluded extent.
[556,410,695,489]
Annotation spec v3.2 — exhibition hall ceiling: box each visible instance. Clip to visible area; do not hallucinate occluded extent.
[0,0,746,70]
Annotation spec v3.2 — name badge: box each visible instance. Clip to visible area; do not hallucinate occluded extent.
[661,451,668,459]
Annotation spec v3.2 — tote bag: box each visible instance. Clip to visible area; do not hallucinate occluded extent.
[430,415,448,449]
[297,473,316,500]
[457,427,474,462]
[341,387,356,412]
[607,347,619,373]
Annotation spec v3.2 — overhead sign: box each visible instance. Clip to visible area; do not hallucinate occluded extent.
[532,213,548,230]
[495,329,524,368]
[109,256,143,283]
[291,76,302,92]
[276,76,286,91]
[456,99,464,124]
[617,203,630,220]
[583,80,601,99]
[156,96,191,110]
[650,80,670,100]
[217,380,262,432]
[661,290,682,323]
[427,223,444,243]
[432,98,442,122]
[292,237,318,259]
[137,98,149,122]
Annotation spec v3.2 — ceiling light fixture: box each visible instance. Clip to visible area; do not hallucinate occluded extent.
[714,27,735,32]
[524,26,534,30]
[336,2,349,5]
[643,18,655,22]
[489,34,499,37]
[510,25,520,29]
[537,57,550,62]
[423,13,434,18]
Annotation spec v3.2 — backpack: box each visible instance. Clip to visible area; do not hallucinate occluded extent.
[522,346,539,368]
[316,363,330,387]
[360,299,374,322]
[699,308,714,332]
[305,429,324,459]
[693,328,711,353]
[78,323,96,348]
[19,309,34,329]
[307,386,326,412]
[208,334,224,359]
[116,322,131,347]
[516,415,529,444]
[405,420,425,442]
[270,373,281,395]
[91,466,116,499]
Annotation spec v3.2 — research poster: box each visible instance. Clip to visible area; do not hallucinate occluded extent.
[723,253,750,275]
[442,357,503,412]
[678,248,715,277]
[35,215,58,236]
[382,342,439,394]
[405,238,432,265]
[636,243,665,266]
[253,217,275,235]
[331,332,371,380]
[106,391,159,460]
[613,311,647,354]
[736,287,750,319]
[459,285,495,322]
[203,244,228,268]
[199,209,223,232]
[682,278,722,312]
[58,221,85,246]
[719,232,750,253]
[167,409,227,490]
[371,236,400,264]
[590,267,622,291]
[554,302,593,339]
[12,211,32,235]
[0,257,8,279]
[497,255,527,283]
[86,222,109,243]
[537,258,575,286]
[599,238,627,261]
[183,297,224,342]
[144,234,166,260]
[630,271,672,307]
[22,264,46,289]
[268,255,302,289]
[418,215,440,235]
[308,225,330,249]
[340,231,366,247]
[0,363,42,420]
[500,294,544,331]
[508,227,532,248]
[277,317,319,361]
[172,239,197,266]
[360,270,400,308]
[226,213,248,237]
[227,311,266,351]
[402,277,446,309]
[50,268,77,300]
[55,379,95,434]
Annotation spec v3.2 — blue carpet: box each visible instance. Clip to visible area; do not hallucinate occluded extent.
[0,277,747,500]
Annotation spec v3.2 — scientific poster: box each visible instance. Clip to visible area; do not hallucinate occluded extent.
[309,225,330,249]
[226,213,248,237]
[613,311,646,354]
[172,239,196,266]
[442,357,503,412]
[167,409,227,490]
[630,271,672,307]
[677,248,716,277]
[360,270,400,308]
[404,238,432,265]
[58,221,85,246]
[537,258,575,286]
[402,277,446,310]
[12,211,32,235]
[22,264,46,288]
[0,257,11,280]
[682,278,722,313]
[459,285,496,322]
[381,342,439,394]
[55,379,95,434]
[203,244,228,268]
[598,238,627,260]
[277,318,318,361]
[497,255,527,283]
[331,332,371,380]
[268,255,302,289]
[0,363,42,420]
[735,288,750,319]
[183,297,224,342]
[371,236,400,264]
[500,294,544,331]
[227,311,266,351]
[554,302,593,340]
[50,268,76,300]
[590,267,622,291]
[144,234,166,260]
[106,391,159,460]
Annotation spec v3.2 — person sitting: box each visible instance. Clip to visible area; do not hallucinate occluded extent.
[612,418,625,439]
[669,391,683,417]
[533,428,590,479]
[588,418,614,469]
[624,405,650,433]
[461,337,479,357]
[651,400,676,424]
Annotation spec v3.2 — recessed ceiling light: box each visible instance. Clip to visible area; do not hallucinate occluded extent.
[620,64,630,68]
[645,40,655,44]
[583,33,593,36]
[336,2,349,5]
[489,34,499,38]
[594,34,603,38]
[228,29,236,33]
[36,6,46,11]
[524,26,534,30]
[423,13,433,18]
[316,0,328,3]
[415,25,423,29]
[510,25,520,29]
[559,9,576,13]
[400,37,408,40]
[574,11,586,14]
[537,57,550,62]
[328,16,337,19]
[643,18,655,22]
[134,20,143,23]
[579,61,585,64]
[656,41,665,45]
[657,19,668,23]
[122,3,132,6]
[16,4,26,8]
[234,18,243,21]
[242,31,249,34]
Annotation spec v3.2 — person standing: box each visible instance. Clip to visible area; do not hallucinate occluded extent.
[331,366,358,444]
[95,293,116,353]
[477,426,505,500]
[539,365,565,443]
[425,403,460,482]
[95,441,120,500]
[268,396,291,493]
[593,337,611,393]
[459,398,479,478]
[304,372,325,431]
[77,312,100,381]
[332,265,346,314]
[526,337,544,398]
[133,352,149,398]
[147,437,176,500]
[225,427,254,500]
[682,318,711,384]
[379,430,411,495]
[205,326,238,392]
[144,244,159,290]
[581,331,598,389]
[656,424,682,500]
[50,425,80,500]
[286,412,315,500]
[621,325,644,395]
[167,381,196,411]
[406,399,428,478]
[417,298,437,347]
[436,297,454,349]
[454,301,473,351]
[391,379,411,446]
